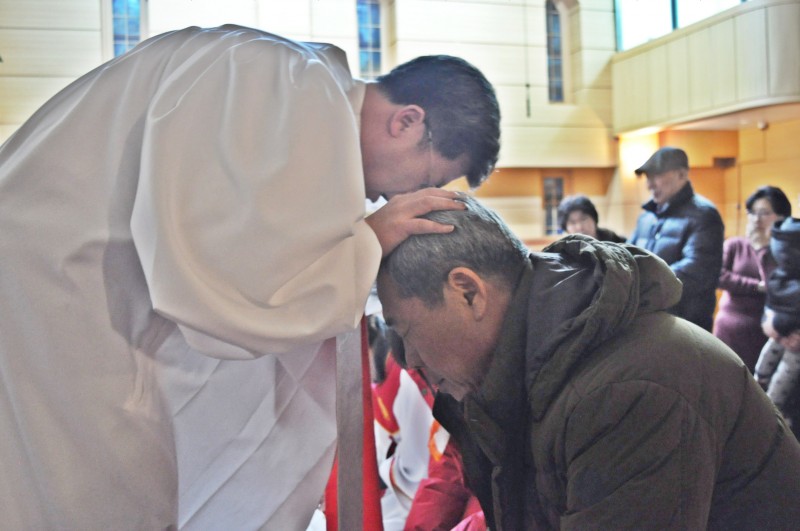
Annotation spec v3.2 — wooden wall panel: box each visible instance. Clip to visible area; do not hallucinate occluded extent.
[667,38,690,117]
[648,45,670,123]
[497,86,607,127]
[395,1,533,46]
[573,87,612,126]
[768,3,800,96]
[735,8,769,101]
[0,0,100,30]
[574,49,612,89]
[738,128,766,163]
[764,119,800,162]
[630,53,649,126]
[393,41,546,88]
[0,76,75,124]
[659,129,738,167]
[574,9,616,50]
[253,2,312,36]
[710,20,737,107]
[148,1,257,35]
[612,0,800,135]
[0,29,102,77]
[687,28,713,114]
[501,124,614,167]
[612,57,633,128]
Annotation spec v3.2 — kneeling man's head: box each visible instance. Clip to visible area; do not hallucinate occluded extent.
[377,196,529,399]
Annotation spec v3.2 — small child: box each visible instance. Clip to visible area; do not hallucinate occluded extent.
[754,216,800,421]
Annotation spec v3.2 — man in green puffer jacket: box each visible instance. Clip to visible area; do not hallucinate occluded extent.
[378,195,800,530]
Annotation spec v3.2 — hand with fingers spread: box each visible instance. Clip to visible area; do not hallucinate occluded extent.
[366,188,466,257]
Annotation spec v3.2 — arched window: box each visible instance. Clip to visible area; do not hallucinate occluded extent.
[357,0,382,79]
[545,1,564,103]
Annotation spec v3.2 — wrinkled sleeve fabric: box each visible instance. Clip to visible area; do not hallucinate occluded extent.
[669,208,724,294]
[130,27,381,358]
[560,380,717,530]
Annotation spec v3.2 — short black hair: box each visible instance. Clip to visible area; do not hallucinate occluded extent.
[377,55,501,188]
[746,186,792,218]
[557,195,599,231]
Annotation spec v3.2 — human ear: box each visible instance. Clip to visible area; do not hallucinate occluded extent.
[388,105,426,137]
[446,267,488,319]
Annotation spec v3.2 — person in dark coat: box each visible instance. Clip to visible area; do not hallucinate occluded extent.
[556,194,626,243]
[755,215,800,423]
[377,195,800,531]
[629,146,724,331]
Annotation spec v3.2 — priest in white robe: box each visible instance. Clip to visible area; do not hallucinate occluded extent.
[0,25,499,530]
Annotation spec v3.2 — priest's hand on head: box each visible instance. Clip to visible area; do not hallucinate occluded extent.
[366,188,466,257]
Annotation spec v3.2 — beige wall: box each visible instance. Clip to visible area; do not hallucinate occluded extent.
[1,0,618,170]
[0,0,105,142]
[2,0,797,246]
[612,0,800,135]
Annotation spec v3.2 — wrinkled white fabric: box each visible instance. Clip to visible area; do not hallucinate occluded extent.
[0,25,380,530]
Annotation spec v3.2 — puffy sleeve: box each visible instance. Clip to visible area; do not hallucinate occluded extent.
[560,380,717,530]
[130,27,381,358]
[669,206,724,294]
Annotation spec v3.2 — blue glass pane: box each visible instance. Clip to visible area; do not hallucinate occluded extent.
[114,42,128,56]
[128,0,140,18]
[370,28,380,47]
[357,4,369,26]
[113,17,126,37]
[113,0,126,15]
[360,50,371,73]
[370,51,381,72]
[128,18,139,35]
[359,26,370,48]
[368,3,379,24]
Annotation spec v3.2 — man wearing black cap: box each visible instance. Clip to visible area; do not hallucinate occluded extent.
[629,146,724,331]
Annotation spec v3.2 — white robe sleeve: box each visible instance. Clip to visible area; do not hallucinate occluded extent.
[130,27,380,358]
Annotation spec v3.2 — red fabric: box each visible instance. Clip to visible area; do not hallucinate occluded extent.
[403,432,481,531]
[324,318,383,531]
[372,357,402,434]
[324,458,338,531]
[450,511,487,531]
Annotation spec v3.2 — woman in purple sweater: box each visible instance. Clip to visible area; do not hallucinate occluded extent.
[714,186,792,371]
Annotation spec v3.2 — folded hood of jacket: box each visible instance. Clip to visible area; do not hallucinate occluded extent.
[526,235,682,419]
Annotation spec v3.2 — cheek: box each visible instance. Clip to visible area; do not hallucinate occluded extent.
[416,335,461,376]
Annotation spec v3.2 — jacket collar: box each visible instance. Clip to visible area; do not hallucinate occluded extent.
[642,180,695,216]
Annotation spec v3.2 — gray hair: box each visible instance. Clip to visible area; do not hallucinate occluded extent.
[381,195,529,306]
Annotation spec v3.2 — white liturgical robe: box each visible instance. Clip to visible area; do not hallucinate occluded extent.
[0,25,380,530]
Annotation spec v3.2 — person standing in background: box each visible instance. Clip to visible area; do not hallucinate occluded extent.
[755,214,800,426]
[556,194,626,243]
[714,186,791,371]
[629,146,724,331]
